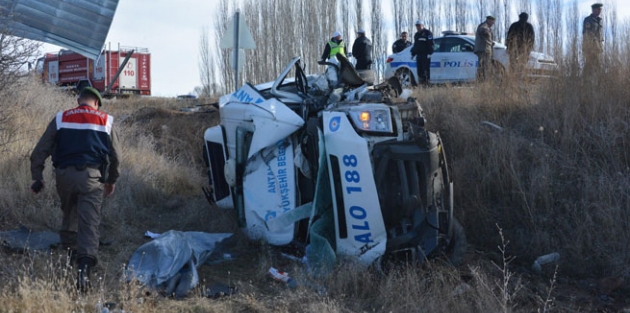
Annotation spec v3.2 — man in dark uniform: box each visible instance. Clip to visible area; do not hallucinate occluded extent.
[392,31,412,53]
[352,29,373,70]
[30,87,120,292]
[506,12,535,74]
[583,3,604,72]
[411,20,434,86]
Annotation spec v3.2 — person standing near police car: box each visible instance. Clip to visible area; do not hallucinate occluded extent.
[352,29,373,70]
[475,15,496,82]
[411,20,434,86]
[506,12,535,74]
[392,31,412,53]
[30,87,120,292]
[583,3,604,72]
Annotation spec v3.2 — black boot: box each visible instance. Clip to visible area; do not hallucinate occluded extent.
[77,257,95,293]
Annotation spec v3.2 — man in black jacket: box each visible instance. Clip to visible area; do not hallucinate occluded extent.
[411,20,434,86]
[392,32,412,53]
[352,29,373,70]
[506,12,535,73]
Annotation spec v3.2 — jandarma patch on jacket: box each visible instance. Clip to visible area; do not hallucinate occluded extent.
[64,108,107,119]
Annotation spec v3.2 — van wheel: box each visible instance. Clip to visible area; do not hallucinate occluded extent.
[395,68,417,88]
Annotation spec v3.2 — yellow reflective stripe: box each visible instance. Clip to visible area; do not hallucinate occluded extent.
[329,41,346,57]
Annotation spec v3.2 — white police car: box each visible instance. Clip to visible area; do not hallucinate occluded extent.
[384,31,557,87]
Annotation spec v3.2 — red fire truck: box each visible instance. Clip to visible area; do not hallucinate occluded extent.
[36,44,151,96]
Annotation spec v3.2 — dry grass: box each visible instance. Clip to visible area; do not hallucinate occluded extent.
[1,52,629,311]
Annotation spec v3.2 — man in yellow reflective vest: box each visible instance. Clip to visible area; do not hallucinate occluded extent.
[320,31,345,62]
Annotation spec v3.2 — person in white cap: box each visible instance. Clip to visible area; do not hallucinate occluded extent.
[352,29,373,70]
[411,20,434,86]
[320,31,346,62]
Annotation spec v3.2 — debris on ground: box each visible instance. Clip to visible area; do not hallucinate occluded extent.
[0,225,60,252]
[125,230,233,298]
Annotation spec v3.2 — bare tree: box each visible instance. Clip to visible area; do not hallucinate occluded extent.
[213,0,234,92]
[604,0,618,63]
[535,0,546,54]
[392,0,404,35]
[0,32,40,93]
[426,0,439,35]
[475,0,487,24]
[455,0,468,32]
[371,0,386,80]
[340,1,351,44]
[0,31,41,151]
[491,0,503,42]
[518,0,532,17]
[502,0,512,43]
[443,1,455,31]
[549,0,563,58]
[565,0,580,71]
[356,0,364,30]
[198,26,217,97]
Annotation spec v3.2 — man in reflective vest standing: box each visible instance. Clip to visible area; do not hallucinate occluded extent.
[320,31,346,62]
[30,87,120,292]
[320,31,346,87]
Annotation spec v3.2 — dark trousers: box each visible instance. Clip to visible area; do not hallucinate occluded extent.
[476,51,492,82]
[509,49,530,74]
[356,61,371,70]
[55,166,104,263]
[416,54,431,85]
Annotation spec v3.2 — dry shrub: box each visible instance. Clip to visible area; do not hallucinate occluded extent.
[2,33,630,312]
[412,51,630,279]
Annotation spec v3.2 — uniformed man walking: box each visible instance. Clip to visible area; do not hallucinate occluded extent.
[583,3,604,72]
[352,29,373,70]
[506,12,535,74]
[411,20,434,86]
[30,87,120,292]
[475,16,496,82]
[392,31,412,53]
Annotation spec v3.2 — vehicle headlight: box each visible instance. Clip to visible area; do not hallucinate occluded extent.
[348,108,393,133]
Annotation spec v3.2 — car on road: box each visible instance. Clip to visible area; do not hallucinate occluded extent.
[384,31,557,87]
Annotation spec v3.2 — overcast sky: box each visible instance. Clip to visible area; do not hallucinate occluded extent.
[40,0,630,98]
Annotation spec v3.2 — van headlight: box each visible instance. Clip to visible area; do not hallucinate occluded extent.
[348,108,393,133]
